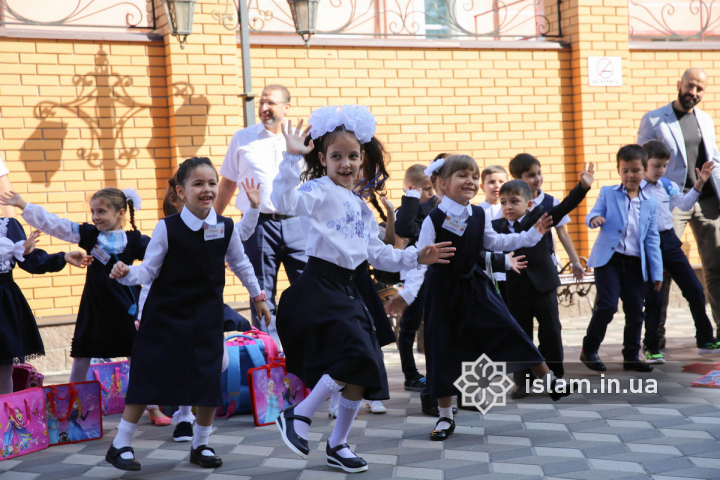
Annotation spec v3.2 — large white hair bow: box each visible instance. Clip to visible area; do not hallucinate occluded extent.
[308,105,377,144]
[122,188,142,211]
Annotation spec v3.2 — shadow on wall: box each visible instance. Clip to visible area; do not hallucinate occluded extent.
[20,46,209,188]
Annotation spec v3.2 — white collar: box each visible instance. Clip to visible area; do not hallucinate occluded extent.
[180,206,218,231]
[534,190,545,205]
[508,214,526,228]
[615,180,648,198]
[440,196,473,216]
[257,122,284,139]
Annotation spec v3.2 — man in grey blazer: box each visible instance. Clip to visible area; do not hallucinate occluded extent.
[638,68,720,333]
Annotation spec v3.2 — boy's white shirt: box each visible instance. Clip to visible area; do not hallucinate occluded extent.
[641,178,700,232]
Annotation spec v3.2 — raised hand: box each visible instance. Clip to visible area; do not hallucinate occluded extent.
[241,178,261,209]
[696,161,715,185]
[589,216,606,228]
[281,119,314,156]
[109,261,130,280]
[507,252,527,274]
[255,300,272,326]
[579,162,595,190]
[418,241,455,265]
[0,191,27,210]
[65,251,93,268]
[380,195,394,213]
[385,293,408,316]
[23,230,40,256]
[532,213,553,235]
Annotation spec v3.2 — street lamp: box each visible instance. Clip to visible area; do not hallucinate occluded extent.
[286,0,320,46]
[163,0,197,49]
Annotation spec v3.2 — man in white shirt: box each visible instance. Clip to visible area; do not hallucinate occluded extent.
[216,85,307,344]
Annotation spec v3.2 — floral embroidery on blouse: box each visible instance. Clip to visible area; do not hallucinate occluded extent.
[326,201,370,241]
[298,179,321,193]
[96,230,128,255]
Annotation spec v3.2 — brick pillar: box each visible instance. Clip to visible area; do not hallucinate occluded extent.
[158,0,242,170]
[561,0,632,255]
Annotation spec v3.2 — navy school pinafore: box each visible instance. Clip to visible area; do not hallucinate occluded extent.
[126,213,233,407]
[423,206,544,399]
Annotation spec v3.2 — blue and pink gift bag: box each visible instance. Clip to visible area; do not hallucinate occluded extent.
[248,360,308,427]
[43,381,103,446]
[86,360,129,415]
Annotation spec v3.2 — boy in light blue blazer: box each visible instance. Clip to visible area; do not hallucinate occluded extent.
[581,145,663,373]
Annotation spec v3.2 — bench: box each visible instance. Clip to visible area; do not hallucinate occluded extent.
[557,257,595,308]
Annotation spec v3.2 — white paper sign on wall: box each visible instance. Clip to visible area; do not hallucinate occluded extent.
[588,56,623,87]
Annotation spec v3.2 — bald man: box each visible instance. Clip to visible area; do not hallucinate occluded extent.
[638,68,720,336]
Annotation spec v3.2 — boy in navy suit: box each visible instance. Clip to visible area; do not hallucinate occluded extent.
[492,166,594,398]
[581,145,663,372]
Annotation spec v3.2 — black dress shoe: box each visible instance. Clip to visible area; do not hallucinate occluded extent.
[580,349,607,372]
[548,379,578,401]
[326,442,368,473]
[275,404,311,458]
[105,445,141,471]
[190,445,222,468]
[429,417,455,441]
[623,359,654,372]
[511,383,528,399]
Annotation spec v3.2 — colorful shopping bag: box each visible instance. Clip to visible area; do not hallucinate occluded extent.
[0,387,49,460]
[248,361,308,427]
[11,364,44,392]
[86,360,129,415]
[43,381,103,446]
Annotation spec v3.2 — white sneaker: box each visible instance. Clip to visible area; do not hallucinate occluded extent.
[366,401,387,414]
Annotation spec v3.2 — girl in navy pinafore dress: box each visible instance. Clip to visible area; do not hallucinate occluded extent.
[105,157,271,472]
[394,155,575,442]
[270,106,454,474]
[3,188,148,385]
[0,216,90,395]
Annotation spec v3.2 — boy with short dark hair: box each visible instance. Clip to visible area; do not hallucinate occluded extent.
[581,145,663,373]
[509,154,586,282]
[492,167,594,399]
[641,140,719,361]
[479,165,508,220]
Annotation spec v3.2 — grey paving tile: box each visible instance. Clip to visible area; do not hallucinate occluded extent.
[542,459,591,476]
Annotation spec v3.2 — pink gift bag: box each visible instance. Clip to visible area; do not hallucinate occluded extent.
[86,361,129,415]
[43,381,103,446]
[0,387,49,460]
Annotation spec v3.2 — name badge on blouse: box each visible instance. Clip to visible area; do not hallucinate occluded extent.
[204,223,225,241]
[441,215,467,236]
[91,245,111,265]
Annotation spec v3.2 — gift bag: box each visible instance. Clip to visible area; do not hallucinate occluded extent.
[86,360,130,415]
[12,364,44,392]
[43,381,103,446]
[248,362,308,427]
[0,387,49,460]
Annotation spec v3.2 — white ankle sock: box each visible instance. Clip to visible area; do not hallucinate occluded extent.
[293,374,343,440]
[436,406,454,431]
[69,357,92,383]
[113,419,138,460]
[328,397,362,459]
[174,406,195,424]
[192,424,214,456]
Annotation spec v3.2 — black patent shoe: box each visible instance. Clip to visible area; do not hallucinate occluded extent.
[549,379,578,401]
[623,359,654,372]
[190,445,222,468]
[429,417,455,441]
[105,445,141,471]
[580,349,607,372]
[275,404,311,458]
[326,442,369,473]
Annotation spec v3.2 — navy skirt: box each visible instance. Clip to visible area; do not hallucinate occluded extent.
[276,256,389,400]
[0,273,44,366]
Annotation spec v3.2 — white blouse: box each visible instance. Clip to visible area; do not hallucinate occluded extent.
[271,153,418,271]
[22,203,128,254]
[118,206,261,299]
[399,196,543,305]
[137,207,261,319]
[0,218,27,272]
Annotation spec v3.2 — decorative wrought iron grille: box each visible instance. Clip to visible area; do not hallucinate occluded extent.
[0,0,156,30]
[214,0,561,40]
[630,0,720,40]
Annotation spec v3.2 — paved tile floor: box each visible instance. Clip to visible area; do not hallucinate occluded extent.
[3,307,720,479]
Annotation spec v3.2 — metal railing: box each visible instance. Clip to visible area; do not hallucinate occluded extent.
[630,0,720,40]
[0,0,156,30]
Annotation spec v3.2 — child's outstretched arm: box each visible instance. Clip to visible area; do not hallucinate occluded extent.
[110,221,168,285]
[237,178,261,241]
[225,225,272,326]
[556,227,584,281]
[484,213,551,253]
[270,120,326,217]
[0,191,81,244]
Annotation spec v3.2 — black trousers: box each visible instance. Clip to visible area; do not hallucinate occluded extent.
[398,281,427,378]
[645,229,716,349]
[583,253,645,359]
[510,288,564,385]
